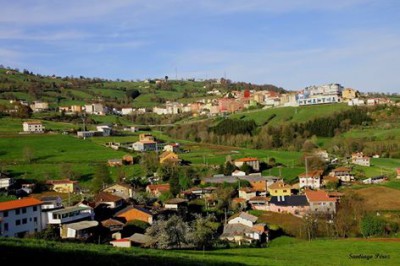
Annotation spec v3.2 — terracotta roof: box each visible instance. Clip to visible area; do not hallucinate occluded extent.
[147,184,170,192]
[249,196,269,202]
[101,218,125,227]
[115,206,152,217]
[235,157,259,162]
[110,238,130,243]
[23,120,42,125]
[299,170,324,178]
[268,180,291,190]
[332,167,352,172]
[95,192,124,203]
[46,179,77,185]
[165,198,188,204]
[305,190,336,202]
[232,197,246,203]
[0,197,43,211]
[139,140,156,144]
[239,187,257,193]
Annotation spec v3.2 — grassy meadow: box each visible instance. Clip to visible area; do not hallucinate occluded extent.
[1,237,400,266]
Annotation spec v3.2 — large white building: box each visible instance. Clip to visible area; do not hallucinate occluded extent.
[23,121,44,133]
[298,83,343,106]
[0,197,43,237]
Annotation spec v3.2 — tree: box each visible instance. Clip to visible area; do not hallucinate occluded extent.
[239,163,253,175]
[91,164,113,193]
[126,89,140,100]
[141,152,159,176]
[188,214,218,249]
[169,174,180,196]
[11,103,32,118]
[223,161,236,175]
[334,192,365,238]
[360,214,385,237]
[146,215,191,249]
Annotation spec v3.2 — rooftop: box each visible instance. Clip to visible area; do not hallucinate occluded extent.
[50,206,91,215]
[299,170,324,178]
[95,192,124,203]
[305,190,336,202]
[235,157,259,162]
[0,197,43,211]
[269,195,309,206]
[65,220,98,230]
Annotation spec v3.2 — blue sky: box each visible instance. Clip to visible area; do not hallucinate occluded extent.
[0,0,399,92]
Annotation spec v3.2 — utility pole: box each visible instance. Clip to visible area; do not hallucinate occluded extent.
[305,157,308,188]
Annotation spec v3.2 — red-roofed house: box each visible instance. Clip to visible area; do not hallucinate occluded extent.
[23,121,44,133]
[305,190,336,214]
[146,184,170,197]
[329,167,354,182]
[234,157,260,171]
[351,152,370,167]
[0,197,43,237]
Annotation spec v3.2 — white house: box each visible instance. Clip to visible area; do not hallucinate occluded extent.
[0,173,15,190]
[23,121,44,133]
[61,220,98,239]
[131,141,158,152]
[96,125,112,136]
[299,170,323,189]
[0,197,43,237]
[228,212,258,227]
[352,152,371,167]
[121,108,135,115]
[44,204,94,228]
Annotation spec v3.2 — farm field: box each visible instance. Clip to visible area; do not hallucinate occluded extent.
[1,237,400,266]
[230,104,351,126]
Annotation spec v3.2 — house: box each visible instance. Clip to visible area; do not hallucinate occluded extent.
[342,88,359,101]
[146,184,170,197]
[247,176,268,193]
[305,190,336,214]
[115,206,153,224]
[0,197,43,237]
[228,212,258,227]
[121,108,135,115]
[298,170,323,189]
[23,121,44,133]
[94,192,125,209]
[351,152,371,167]
[329,167,354,182]
[129,233,153,246]
[397,168,400,179]
[163,143,180,153]
[39,196,63,210]
[96,125,112,136]
[164,198,188,210]
[30,101,49,112]
[220,212,267,245]
[46,179,78,193]
[85,103,105,115]
[139,133,155,141]
[0,173,15,190]
[108,159,123,167]
[238,187,257,200]
[60,220,98,239]
[77,131,95,138]
[131,140,158,152]
[232,170,246,176]
[248,196,269,211]
[110,238,131,248]
[362,175,387,184]
[232,197,247,210]
[159,151,180,164]
[181,187,216,200]
[234,157,260,171]
[103,183,133,200]
[267,180,291,197]
[269,195,310,217]
[45,204,94,226]
[101,218,125,232]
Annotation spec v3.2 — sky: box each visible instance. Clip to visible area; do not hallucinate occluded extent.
[0,0,399,93]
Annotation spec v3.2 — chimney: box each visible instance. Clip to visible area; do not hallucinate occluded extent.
[277,196,281,202]
[281,196,285,202]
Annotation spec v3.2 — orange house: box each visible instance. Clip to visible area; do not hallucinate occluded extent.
[116,206,153,224]
[159,151,180,164]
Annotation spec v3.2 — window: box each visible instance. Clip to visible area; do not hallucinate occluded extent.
[15,220,21,226]
[22,218,27,224]
[33,206,37,212]
[4,223,8,231]
[3,211,8,217]
[33,217,37,222]
[15,209,20,215]
[22,208,27,214]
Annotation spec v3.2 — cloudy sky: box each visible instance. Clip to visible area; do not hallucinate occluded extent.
[1,0,399,92]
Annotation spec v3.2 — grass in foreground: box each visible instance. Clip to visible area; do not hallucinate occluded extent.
[1,237,400,266]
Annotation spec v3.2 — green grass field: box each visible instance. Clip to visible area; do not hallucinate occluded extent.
[1,237,400,266]
[230,104,351,126]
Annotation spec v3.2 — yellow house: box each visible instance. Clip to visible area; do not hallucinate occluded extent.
[267,181,291,197]
[159,151,180,164]
[342,88,359,101]
[46,179,78,193]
